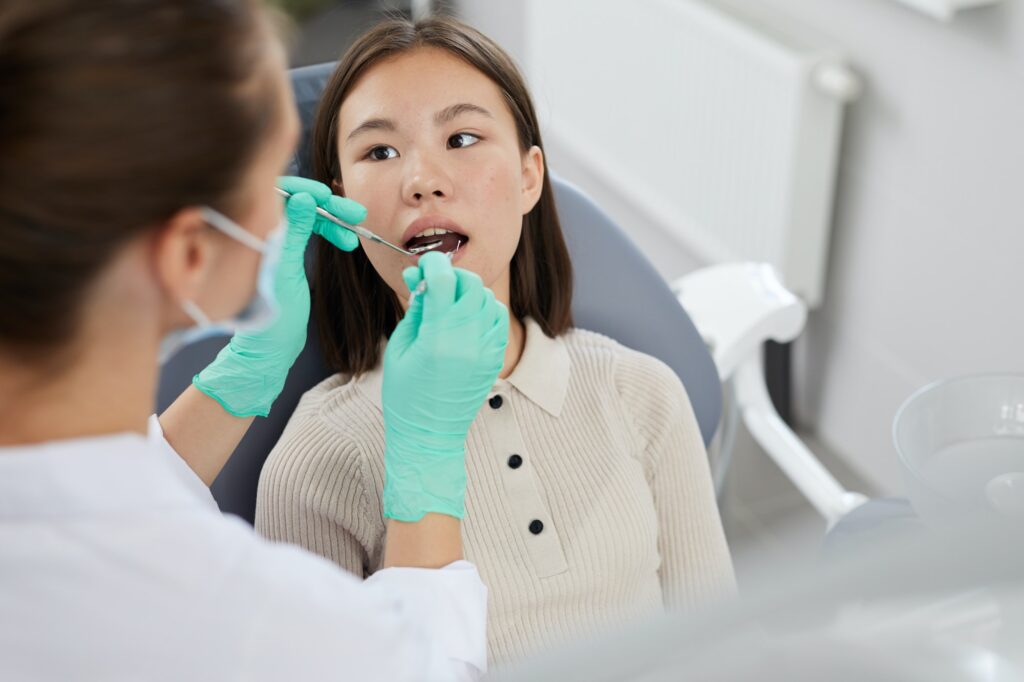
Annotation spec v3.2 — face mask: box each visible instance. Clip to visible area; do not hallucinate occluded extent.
[159,207,286,364]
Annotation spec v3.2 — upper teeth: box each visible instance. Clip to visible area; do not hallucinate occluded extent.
[415,228,453,239]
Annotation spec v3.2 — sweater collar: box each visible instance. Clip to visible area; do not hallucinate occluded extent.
[355,317,570,418]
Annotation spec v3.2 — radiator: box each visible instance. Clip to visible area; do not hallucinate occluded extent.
[524,0,860,307]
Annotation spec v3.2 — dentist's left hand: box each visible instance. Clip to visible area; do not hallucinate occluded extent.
[192,176,365,417]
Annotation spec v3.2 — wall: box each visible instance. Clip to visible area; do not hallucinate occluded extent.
[458,0,1024,493]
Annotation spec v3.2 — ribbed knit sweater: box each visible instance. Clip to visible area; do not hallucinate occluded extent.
[255,319,735,666]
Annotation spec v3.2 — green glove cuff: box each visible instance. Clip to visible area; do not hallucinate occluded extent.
[381,412,470,520]
[192,341,287,418]
[382,448,467,522]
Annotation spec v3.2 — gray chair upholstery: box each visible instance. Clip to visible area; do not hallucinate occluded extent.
[156,62,721,523]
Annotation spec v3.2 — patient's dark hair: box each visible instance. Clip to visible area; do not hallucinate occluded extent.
[311,16,573,376]
[0,0,280,360]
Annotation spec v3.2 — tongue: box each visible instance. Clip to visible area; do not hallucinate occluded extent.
[407,232,465,254]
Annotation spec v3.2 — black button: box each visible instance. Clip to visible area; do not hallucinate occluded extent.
[489,395,503,409]
[507,454,523,469]
[529,520,544,535]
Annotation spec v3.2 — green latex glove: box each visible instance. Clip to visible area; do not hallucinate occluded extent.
[192,177,365,417]
[382,252,510,522]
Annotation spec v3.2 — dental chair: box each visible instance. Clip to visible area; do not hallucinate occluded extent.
[156,62,722,523]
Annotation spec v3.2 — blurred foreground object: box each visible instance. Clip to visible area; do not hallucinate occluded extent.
[496,513,1024,681]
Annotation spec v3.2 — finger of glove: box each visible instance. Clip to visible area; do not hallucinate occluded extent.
[475,305,509,379]
[388,295,422,351]
[454,267,483,299]
[390,268,426,353]
[470,287,497,327]
[450,267,485,318]
[403,266,424,295]
[485,301,511,348]
[326,195,367,224]
[419,251,457,318]
[316,220,360,252]
[277,176,332,204]
[493,300,510,331]
[403,268,426,322]
[281,193,317,266]
[314,194,365,252]
[477,287,496,317]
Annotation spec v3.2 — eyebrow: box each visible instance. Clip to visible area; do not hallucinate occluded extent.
[346,117,396,141]
[434,102,493,125]
[346,103,493,142]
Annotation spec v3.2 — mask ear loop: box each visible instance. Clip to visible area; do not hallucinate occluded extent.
[179,208,265,329]
[199,207,267,253]
[180,299,213,327]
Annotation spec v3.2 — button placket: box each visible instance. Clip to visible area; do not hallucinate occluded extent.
[485,391,568,578]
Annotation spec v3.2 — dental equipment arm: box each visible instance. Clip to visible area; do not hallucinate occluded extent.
[161,177,364,485]
[672,263,867,527]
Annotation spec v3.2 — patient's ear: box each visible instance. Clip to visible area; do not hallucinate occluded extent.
[520,145,544,215]
[331,178,346,196]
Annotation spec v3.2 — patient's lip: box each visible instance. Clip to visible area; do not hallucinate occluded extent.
[402,215,467,247]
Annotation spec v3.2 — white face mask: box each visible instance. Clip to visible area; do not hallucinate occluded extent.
[159,207,286,364]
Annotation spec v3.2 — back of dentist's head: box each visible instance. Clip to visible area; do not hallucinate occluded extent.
[0,0,281,363]
[310,15,574,376]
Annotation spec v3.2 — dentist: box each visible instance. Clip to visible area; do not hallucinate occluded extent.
[0,1,507,680]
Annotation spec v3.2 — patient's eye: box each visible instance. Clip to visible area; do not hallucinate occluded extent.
[448,133,480,149]
[367,145,398,161]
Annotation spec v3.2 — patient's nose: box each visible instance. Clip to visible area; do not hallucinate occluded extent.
[412,187,444,201]
[403,154,453,205]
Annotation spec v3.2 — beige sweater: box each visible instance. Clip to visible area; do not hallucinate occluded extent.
[255,319,735,665]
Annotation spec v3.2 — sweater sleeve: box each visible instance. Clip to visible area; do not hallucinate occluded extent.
[615,350,736,610]
[255,413,379,579]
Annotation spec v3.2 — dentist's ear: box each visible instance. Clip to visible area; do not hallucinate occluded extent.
[152,207,214,308]
[520,145,545,215]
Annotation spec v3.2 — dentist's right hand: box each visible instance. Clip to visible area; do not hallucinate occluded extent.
[381,251,509,522]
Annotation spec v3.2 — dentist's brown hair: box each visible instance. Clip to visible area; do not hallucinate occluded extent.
[310,16,573,376]
[0,0,281,361]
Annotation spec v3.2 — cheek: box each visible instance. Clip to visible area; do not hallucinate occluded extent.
[341,166,399,235]
[341,166,411,297]
[361,244,412,298]
[469,160,520,207]
[464,162,525,266]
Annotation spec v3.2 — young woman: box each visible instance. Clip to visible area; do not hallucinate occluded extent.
[256,16,735,666]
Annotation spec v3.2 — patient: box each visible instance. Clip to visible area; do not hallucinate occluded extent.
[255,16,735,666]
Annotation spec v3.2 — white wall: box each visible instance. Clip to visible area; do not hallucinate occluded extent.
[458,0,1024,494]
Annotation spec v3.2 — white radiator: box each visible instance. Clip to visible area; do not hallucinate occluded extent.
[524,0,860,307]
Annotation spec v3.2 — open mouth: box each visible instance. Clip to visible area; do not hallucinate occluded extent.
[404,228,470,255]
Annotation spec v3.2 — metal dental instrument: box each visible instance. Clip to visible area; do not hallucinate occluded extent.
[275,186,458,305]
[274,187,419,256]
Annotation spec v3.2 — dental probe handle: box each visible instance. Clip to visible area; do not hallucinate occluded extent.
[274,187,415,256]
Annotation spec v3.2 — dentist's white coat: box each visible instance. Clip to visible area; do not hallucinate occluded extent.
[0,417,486,681]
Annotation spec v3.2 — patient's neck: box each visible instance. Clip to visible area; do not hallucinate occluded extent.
[489,268,523,380]
[500,315,525,380]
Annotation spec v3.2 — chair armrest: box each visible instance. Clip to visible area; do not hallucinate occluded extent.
[671,263,808,381]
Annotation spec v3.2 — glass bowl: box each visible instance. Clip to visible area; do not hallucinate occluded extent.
[894,374,1024,527]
